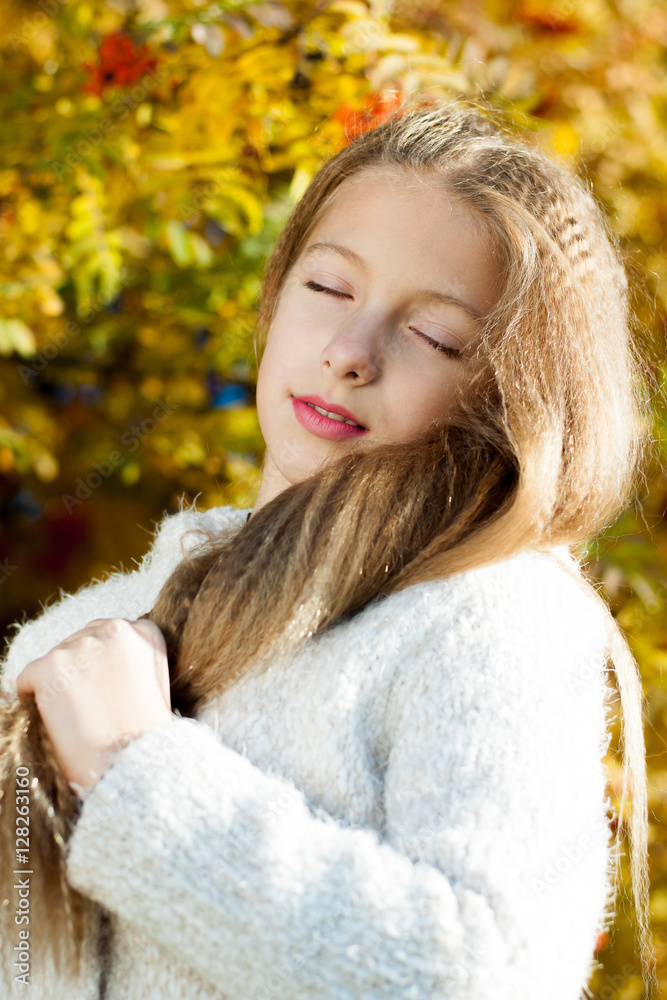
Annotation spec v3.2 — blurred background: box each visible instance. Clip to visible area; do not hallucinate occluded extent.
[0,0,666,994]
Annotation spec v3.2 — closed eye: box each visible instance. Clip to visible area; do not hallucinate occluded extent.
[407,328,461,358]
[303,280,350,299]
[303,280,462,359]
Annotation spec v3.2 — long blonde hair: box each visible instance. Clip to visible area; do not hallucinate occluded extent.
[0,97,658,995]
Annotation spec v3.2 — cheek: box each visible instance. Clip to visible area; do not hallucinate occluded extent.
[255,344,282,416]
[264,300,299,354]
[256,324,302,407]
[263,308,317,375]
[389,374,457,437]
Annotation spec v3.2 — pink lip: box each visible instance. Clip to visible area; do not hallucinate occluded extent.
[291,395,368,440]
[297,394,364,425]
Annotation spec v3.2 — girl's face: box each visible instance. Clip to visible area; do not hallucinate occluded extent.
[253,164,502,510]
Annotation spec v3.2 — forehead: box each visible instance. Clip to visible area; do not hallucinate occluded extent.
[301,164,501,315]
[313,163,480,224]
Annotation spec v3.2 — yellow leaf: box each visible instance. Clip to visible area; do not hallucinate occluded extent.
[36,286,65,317]
[289,167,314,204]
[31,448,59,482]
[136,103,153,127]
[17,200,41,236]
[550,123,582,158]
[121,460,141,486]
[341,26,420,54]
[329,0,370,16]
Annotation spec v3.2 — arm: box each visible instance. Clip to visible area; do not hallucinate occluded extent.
[62,567,616,1000]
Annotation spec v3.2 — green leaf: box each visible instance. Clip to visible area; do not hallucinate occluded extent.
[0,319,36,357]
[165,219,193,267]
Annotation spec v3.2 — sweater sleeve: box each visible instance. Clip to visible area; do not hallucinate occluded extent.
[62,566,616,1000]
[0,504,233,702]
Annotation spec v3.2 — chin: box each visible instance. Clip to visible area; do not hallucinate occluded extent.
[279,442,332,484]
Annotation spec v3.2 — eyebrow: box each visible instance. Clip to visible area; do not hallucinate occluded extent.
[303,241,485,322]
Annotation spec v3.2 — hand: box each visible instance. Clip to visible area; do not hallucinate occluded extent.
[16,618,173,796]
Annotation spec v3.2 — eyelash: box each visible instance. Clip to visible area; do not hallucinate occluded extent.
[302,280,461,358]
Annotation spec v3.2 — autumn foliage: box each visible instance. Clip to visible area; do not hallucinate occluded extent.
[0,2,666,992]
[81,30,159,95]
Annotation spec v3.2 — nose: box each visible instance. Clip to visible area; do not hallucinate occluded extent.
[320,321,382,385]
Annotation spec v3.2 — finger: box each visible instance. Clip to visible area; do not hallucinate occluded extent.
[15,661,39,699]
[131,620,171,704]
[155,652,172,708]
[131,618,167,653]
[79,618,132,642]
[55,618,121,646]
[131,617,163,636]
[73,618,132,636]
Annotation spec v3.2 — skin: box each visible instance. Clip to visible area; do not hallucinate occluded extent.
[15,164,503,795]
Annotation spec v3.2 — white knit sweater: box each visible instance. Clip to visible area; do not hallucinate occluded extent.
[0,499,618,1000]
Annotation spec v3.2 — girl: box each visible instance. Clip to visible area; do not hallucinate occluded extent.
[0,99,658,999]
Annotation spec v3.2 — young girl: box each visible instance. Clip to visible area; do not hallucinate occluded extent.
[0,99,658,999]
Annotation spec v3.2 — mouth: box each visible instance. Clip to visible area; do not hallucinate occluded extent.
[294,394,366,428]
[290,395,368,440]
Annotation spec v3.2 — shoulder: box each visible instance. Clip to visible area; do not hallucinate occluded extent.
[361,544,611,712]
[144,500,250,566]
[372,545,609,649]
[371,546,614,755]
